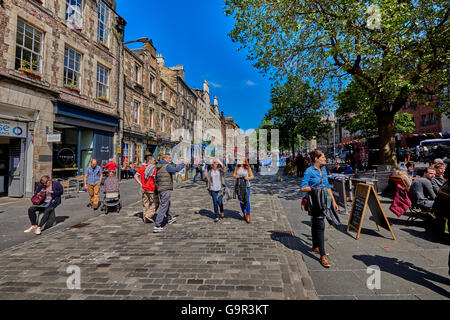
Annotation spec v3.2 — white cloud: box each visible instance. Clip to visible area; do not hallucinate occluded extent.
[246,80,256,86]
[209,82,222,88]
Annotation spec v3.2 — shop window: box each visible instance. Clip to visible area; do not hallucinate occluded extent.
[122,142,130,167]
[65,0,83,30]
[15,19,43,76]
[97,0,110,47]
[97,64,109,102]
[64,46,82,91]
[134,143,142,165]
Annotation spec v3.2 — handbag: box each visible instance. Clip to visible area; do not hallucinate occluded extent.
[31,191,46,205]
[302,167,324,211]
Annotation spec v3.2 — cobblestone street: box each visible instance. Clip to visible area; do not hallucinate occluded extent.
[0,174,317,300]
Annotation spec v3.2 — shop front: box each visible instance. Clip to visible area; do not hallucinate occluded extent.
[122,134,159,167]
[52,101,118,179]
[0,119,29,197]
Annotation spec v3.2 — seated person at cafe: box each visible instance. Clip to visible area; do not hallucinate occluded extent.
[342,161,353,174]
[406,162,415,177]
[409,167,436,208]
[103,158,117,172]
[431,162,446,194]
[331,163,343,174]
[104,170,120,193]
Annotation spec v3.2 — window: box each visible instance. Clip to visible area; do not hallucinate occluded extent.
[64,47,82,90]
[149,108,154,129]
[170,119,173,134]
[15,20,43,75]
[421,115,427,126]
[96,64,109,101]
[97,0,110,46]
[150,76,155,93]
[65,0,83,29]
[170,93,173,106]
[429,113,435,125]
[133,101,140,124]
[161,85,165,101]
[134,65,140,83]
[161,113,165,132]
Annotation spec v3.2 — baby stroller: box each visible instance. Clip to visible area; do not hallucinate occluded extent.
[100,190,122,214]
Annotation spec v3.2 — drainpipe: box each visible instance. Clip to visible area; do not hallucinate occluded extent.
[115,18,126,180]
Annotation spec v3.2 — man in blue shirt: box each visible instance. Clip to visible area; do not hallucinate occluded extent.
[342,161,353,174]
[84,159,103,210]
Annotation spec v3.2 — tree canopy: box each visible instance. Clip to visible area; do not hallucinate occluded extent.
[225,0,449,165]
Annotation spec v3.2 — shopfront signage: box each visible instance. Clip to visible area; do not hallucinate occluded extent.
[0,119,27,138]
[57,148,76,167]
[47,134,61,143]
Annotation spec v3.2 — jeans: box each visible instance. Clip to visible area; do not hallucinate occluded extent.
[311,217,326,256]
[240,186,251,215]
[210,190,224,219]
[28,204,54,228]
[154,190,172,227]
[193,168,203,182]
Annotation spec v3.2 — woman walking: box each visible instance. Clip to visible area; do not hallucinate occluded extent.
[206,159,226,222]
[233,158,254,223]
[301,149,339,268]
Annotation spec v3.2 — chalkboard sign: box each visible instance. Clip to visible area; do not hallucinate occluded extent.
[347,183,396,240]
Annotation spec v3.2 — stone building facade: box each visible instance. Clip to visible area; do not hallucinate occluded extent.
[0,0,125,196]
[158,55,197,162]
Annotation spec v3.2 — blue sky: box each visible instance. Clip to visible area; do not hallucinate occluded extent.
[117,0,272,130]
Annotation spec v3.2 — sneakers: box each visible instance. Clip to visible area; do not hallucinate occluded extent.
[168,217,177,225]
[153,226,164,233]
[24,226,36,233]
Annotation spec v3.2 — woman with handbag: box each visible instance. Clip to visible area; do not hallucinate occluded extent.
[25,175,63,235]
[233,158,254,223]
[205,159,226,222]
[301,149,339,268]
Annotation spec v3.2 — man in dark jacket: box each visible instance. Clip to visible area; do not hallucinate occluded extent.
[409,167,436,208]
[25,175,63,235]
[153,154,185,233]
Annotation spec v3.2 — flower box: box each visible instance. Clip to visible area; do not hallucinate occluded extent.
[98,42,109,50]
[64,85,80,94]
[98,97,110,104]
[18,68,42,80]
[33,0,43,5]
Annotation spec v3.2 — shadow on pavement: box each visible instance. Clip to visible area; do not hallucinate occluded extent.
[268,230,319,263]
[198,209,244,222]
[400,228,450,246]
[353,254,450,298]
[55,216,69,224]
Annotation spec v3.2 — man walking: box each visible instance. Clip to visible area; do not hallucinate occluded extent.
[134,155,159,223]
[153,154,185,233]
[84,159,103,210]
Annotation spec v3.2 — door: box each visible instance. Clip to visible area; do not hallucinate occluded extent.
[8,138,24,197]
[93,131,113,167]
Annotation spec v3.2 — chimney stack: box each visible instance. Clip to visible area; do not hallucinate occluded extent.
[156,54,164,67]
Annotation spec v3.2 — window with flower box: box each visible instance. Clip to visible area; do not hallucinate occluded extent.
[64,47,82,93]
[96,64,109,103]
[15,19,43,79]
[97,0,110,48]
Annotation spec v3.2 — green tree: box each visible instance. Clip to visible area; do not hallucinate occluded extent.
[337,80,415,137]
[225,0,449,165]
[264,76,329,156]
